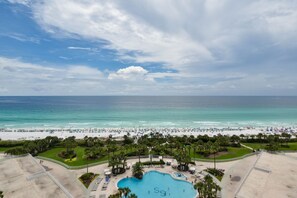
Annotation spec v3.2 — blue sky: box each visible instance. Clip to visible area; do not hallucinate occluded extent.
[0,0,297,95]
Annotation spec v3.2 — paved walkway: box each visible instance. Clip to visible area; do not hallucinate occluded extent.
[40,159,87,198]
[220,154,259,198]
[240,143,254,151]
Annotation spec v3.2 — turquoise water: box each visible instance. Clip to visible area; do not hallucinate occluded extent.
[0,96,297,128]
[117,171,197,198]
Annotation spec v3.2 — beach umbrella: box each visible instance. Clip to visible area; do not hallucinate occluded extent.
[105,171,112,176]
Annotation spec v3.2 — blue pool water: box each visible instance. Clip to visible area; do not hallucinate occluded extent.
[117,171,197,198]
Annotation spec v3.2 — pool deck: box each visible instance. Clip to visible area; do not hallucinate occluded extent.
[71,157,237,198]
[2,152,296,198]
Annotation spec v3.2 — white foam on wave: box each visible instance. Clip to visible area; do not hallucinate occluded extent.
[68,122,94,125]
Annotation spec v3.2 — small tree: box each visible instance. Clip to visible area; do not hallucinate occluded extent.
[194,175,221,198]
[108,152,127,175]
[119,187,131,198]
[132,162,144,179]
[109,187,137,198]
[63,136,77,154]
[174,147,191,171]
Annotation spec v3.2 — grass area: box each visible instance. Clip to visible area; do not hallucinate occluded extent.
[38,146,108,166]
[243,142,297,151]
[38,145,254,167]
[242,143,266,150]
[279,142,297,150]
[190,146,252,160]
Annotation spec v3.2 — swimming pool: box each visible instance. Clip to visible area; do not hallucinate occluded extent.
[117,171,197,198]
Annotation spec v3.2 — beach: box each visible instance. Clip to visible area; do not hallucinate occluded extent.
[0,127,296,140]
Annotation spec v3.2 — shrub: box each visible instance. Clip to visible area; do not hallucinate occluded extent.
[205,168,224,181]
[5,147,27,155]
[58,150,77,159]
[79,172,98,188]
[142,160,165,165]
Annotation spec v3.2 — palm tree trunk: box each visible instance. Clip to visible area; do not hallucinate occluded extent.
[213,153,216,169]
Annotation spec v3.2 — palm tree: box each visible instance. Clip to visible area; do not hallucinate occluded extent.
[174,148,191,171]
[108,192,121,198]
[257,133,263,143]
[194,175,221,198]
[118,187,131,198]
[128,193,137,198]
[107,144,117,160]
[109,152,127,175]
[136,145,147,163]
[110,187,136,198]
[211,142,219,170]
[132,162,144,179]
[63,136,77,154]
[194,182,205,198]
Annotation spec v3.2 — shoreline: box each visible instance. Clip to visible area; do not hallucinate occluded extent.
[1,126,296,140]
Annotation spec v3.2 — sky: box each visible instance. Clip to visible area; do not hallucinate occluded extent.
[0,0,297,96]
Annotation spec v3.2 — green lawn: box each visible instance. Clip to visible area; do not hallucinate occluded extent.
[190,146,252,160]
[243,143,266,150]
[38,146,108,166]
[242,142,297,151]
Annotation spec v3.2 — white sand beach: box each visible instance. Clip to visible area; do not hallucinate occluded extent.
[0,127,296,140]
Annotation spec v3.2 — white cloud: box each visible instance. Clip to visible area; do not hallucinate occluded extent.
[108,66,149,81]
[27,0,297,70]
[4,0,297,95]
[0,57,104,95]
[68,46,92,51]
[3,33,40,44]
[7,0,30,6]
[30,0,214,68]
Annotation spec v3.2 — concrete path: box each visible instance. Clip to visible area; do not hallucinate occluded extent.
[240,143,254,151]
[220,154,259,198]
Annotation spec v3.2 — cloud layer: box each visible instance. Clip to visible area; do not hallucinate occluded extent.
[1,0,297,95]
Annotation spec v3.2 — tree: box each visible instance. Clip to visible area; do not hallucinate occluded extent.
[211,142,219,170]
[266,135,279,151]
[5,147,27,155]
[136,145,147,163]
[119,187,131,198]
[194,175,221,198]
[132,162,144,179]
[257,133,263,143]
[128,193,137,198]
[0,191,3,198]
[84,146,105,160]
[174,148,192,171]
[109,187,136,198]
[108,152,127,175]
[194,182,205,198]
[107,143,117,159]
[63,136,77,154]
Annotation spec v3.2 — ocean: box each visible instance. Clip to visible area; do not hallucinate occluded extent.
[0,96,297,128]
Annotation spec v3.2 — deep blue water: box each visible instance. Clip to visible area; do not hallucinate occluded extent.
[0,96,297,128]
